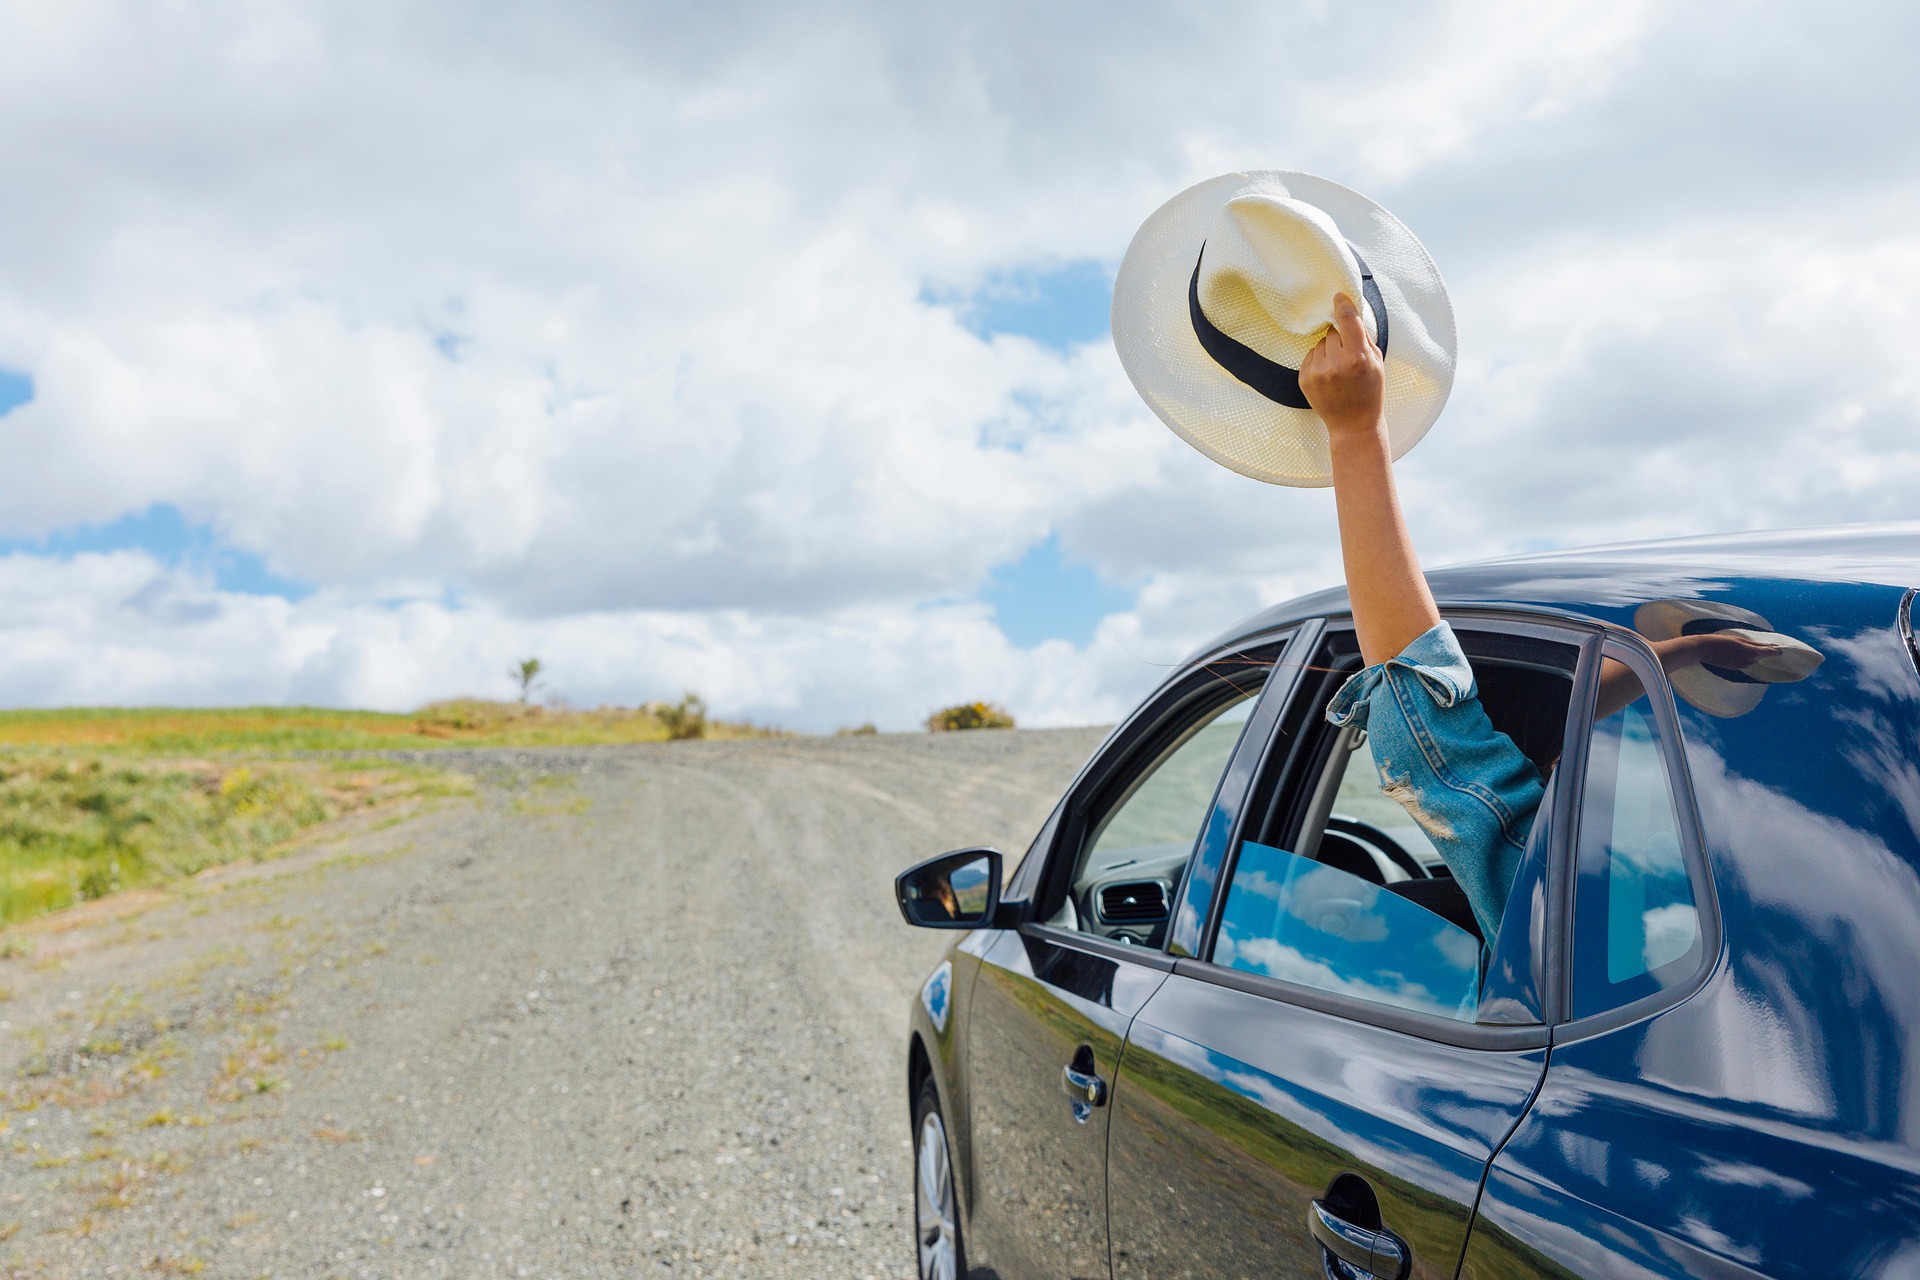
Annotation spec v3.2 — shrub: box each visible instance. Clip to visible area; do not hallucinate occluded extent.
[413,700,542,737]
[925,702,1015,733]
[655,693,708,741]
[835,723,879,737]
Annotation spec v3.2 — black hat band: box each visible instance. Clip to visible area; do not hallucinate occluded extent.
[1187,243,1388,410]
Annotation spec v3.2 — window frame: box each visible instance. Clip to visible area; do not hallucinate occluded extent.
[1550,634,1726,1044]
[1172,609,1613,1051]
[1008,628,1300,972]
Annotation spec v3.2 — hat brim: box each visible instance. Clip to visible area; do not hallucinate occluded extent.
[1112,171,1457,488]
[1632,600,1823,719]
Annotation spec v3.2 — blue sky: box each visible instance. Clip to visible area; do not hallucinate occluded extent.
[0,503,310,599]
[0,360,303,599]
[940,259,1113,354]
[0,368,31,417]
[953,260,1131,647]
[981,532,1133,648]
[0,2,1916,726]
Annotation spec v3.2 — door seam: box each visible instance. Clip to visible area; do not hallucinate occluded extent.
[1449,1034,1553,1280]
[1101,969,1171,1280]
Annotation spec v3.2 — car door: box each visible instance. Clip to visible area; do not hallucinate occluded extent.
[962,636,1295,1280]
[1105,617,1590,1280]
[1460,637,1731,1278]
[1460,626,1920,1277]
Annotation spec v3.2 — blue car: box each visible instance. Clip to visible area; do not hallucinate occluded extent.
[895,524,1920,1280]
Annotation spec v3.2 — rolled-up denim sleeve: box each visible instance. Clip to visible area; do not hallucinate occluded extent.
[1325,622,1544,941]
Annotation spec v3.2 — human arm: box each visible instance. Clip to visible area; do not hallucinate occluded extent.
[1326,628,1544,941]
[1592,632,1784,721]
[1299,293,1440,667]
[1300,301,1542,937]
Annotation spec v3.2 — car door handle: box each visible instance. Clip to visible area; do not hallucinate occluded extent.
[1308,1198,1409,1280]
[1061,1063,1107,1109]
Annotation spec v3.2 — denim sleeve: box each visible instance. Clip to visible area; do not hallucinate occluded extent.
[1325,622,1545,941]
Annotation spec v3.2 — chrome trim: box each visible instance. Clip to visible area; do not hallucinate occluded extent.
[1307,1199,1409,1280]
[1901,587,1919,681]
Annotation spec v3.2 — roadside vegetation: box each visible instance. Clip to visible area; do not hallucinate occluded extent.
[925,701,1016,732]
[0,756,467,924]
[0,691,785,928]
[0,697,779,754]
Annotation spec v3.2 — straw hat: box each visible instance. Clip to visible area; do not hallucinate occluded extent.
[1633,600,1826,718]
[1112,171,1456,487]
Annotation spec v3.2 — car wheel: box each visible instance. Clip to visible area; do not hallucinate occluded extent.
[913,1077,964,1280]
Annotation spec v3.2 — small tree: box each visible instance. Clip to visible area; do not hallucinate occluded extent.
[925,701,1015,732]
[511,657,543,704]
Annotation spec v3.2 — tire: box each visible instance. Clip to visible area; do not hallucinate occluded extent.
[912,1076,966,1280]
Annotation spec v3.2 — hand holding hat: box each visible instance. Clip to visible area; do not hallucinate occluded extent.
[1112,170,1455,487]
[1681,629,1788,675]
[1298,292,1386,444]
[1634,600,1826,718]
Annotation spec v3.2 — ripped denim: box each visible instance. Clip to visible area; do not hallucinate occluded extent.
[1325,622,1545,941]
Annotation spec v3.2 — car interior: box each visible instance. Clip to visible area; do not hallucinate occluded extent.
[1285,656,1575,943]
[1266,640,1575,950]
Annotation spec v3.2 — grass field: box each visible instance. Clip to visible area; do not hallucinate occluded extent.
[0,755,470,924]
[0,698,779,927]
[0,699,776,754]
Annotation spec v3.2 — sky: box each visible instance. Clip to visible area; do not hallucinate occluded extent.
[0,1,1916,730]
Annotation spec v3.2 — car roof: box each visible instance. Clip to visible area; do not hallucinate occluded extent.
[1205,521,1920,655]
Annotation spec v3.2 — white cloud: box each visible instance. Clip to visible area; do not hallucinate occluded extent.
[0,0,1915,726]
[0,550,1160,730]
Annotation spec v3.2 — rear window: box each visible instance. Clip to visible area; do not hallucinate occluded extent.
[1570,644,1706,1018]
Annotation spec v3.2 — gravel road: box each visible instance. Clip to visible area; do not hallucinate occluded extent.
[0,728,1106,1279]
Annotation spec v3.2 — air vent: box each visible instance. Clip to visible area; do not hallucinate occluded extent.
[1099,880,1169,924]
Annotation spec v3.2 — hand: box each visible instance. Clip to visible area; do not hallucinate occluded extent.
[1649,631,1782,675]
[1685,631,1784,672]
[1299,292,1386,443]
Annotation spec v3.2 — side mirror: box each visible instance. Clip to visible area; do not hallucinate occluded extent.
[895,848,1003,929]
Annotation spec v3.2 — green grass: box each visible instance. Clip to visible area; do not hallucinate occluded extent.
[0,755,467,925]
[0,699,784,928]
[0,700,780,754]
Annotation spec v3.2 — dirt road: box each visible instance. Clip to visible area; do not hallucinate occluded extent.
[0,729,1105,1278]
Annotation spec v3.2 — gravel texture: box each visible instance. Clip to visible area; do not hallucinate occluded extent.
[0,728,1106,1278]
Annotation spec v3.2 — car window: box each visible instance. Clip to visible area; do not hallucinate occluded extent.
[1205,626,1577,1025]
[1213,840,1481,1020]
[1050,686,1260,944]
[1571,648,1703,1018]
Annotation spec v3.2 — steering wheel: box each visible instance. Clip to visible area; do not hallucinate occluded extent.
[1325,816,1429,881]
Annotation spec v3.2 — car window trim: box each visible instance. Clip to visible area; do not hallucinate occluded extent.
[1022,922,1178,973]
[1549,632,1726,1044]
[1179,608,1600,1050]
[1539,630,1603,1024]
[1186,619,1340,956]
[1002,652,1261,910]
[1169,957,1551,1050]
[1163,619,1323,958]
[1048,644,1278,930]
